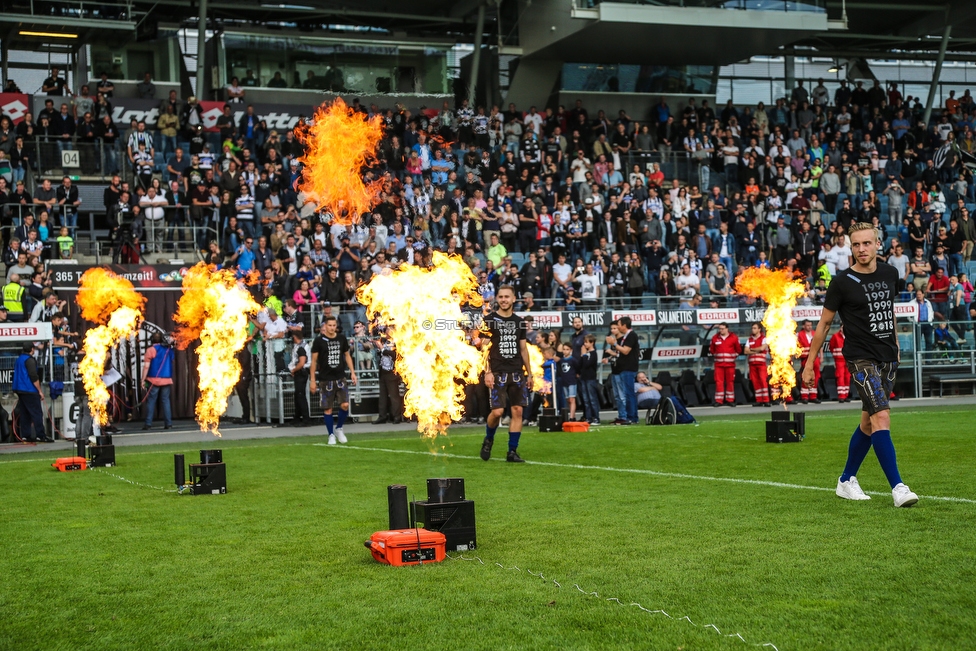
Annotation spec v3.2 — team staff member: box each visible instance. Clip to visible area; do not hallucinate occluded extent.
[142,332,173,430]
[3,273,26,322]
[310,316,357,445]
[281,330,310,427]
[797,320,821,403]
[709,322,741,407]
[13,342,50,442]
[479,285,532,463]
[607,316,640,424]
[745,323,770,406]
[829,324,850,402]
[802,222,918,507]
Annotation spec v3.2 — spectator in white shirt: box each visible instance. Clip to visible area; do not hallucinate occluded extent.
[675,263,700,298]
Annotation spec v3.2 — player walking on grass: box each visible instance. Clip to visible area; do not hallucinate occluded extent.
[802,222,918,507]
[310,316,358,445]
[480,285,533,463]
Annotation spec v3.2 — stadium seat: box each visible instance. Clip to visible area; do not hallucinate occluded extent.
[677,369,703,406]
[509,252,526,267]
[700,369,715,403]
[733,369,750,405]
[653,370,675,399]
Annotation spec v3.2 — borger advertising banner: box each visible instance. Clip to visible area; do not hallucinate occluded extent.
[0,322,54,341]
[0,93,32,125]
[651,346,702,361]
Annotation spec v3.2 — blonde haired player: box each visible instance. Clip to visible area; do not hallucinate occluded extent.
[802,222,918,507]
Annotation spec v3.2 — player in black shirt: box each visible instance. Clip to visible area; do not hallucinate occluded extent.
[310,316,358,445]
[478,285,532,463]
[802,222,918,507]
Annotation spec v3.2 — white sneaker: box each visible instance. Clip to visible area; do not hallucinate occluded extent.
[836,476,871,501]
[327,434,337,445]
[892,483,919,507]
[335,427,347,444]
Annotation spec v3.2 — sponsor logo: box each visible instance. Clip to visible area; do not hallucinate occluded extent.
[522,311,562,327]
[656,310,694,325]
[697,309,739,324]
[0,326,40,337]
[564,311,610,328]
[612,310,656,326]
[652,346,701,360]
[1,99,28,123]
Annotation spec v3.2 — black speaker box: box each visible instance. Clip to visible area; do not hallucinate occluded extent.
[411,499,476,551]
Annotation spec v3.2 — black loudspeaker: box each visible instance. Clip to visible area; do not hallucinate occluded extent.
[411,500,476,551]
[174,454,185,487]
[88,444,116,467]
[189,462,226,494]
[388,484,410,529]
[426,478,465,503]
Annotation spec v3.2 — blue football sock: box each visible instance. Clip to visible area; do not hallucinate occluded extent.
[508,431,521,451]
[840,426,873,482]
[337,409,348,428]
[485,425,497,441]
[324,413,334,435]
[871,430,903,489]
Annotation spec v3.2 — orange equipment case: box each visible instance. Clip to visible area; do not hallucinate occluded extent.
[562,421,590,432]
[365,528,447,566]
[53,457,87,472]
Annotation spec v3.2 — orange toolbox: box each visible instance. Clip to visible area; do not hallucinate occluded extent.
[562,421,590,432]
[365,528,446,566]
[53,457,87,472]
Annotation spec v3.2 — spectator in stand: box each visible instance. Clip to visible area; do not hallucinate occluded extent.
[136,72,156,100]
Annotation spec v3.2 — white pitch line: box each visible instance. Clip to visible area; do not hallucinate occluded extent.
[317,444,976,505]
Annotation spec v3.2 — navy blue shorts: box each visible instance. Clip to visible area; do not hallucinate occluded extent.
[319,379,349,411]
[489,372,530,410]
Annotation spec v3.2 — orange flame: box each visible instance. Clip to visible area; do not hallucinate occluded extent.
[76,268,146,426]
[736,268,805,400]
[297,98,385,225]
[357,252,485,438]
[526,343,550,393]
[173,263,261,436]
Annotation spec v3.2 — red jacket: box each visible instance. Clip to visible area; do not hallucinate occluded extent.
[746,334,767,366]
[710,332,742,366]
[829,331,845,362]
[797,329,818,360]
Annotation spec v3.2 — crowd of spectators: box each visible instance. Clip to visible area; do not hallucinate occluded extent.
[3,73,976,329]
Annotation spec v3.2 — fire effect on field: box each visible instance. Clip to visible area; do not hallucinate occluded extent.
[173,263,260,436]
[357,252,485,438]
[736,267,806,400]
[526,343,550,393]
[297,98,385,225]
[76,268,146,427]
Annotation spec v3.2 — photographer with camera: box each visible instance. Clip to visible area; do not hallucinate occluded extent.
[141,332,174,431]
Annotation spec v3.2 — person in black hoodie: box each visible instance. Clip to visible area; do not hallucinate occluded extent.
[578,334,601,425]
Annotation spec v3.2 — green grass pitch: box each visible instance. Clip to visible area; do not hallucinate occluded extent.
[2,407,974,651]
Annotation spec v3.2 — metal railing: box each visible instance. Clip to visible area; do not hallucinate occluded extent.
[576,0,824,11]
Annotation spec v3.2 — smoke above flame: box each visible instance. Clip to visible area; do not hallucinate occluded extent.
[736,268,806,400]
[357,252,485,438]
[297,98,385,225]
[76,268,146,426]
[173,263,260,436]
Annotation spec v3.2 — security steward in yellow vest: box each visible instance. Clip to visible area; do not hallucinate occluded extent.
[3,273,26,322]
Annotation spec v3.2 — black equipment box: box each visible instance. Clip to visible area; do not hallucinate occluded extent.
[539,407,563,433]
[426,478,465,503]
[189,463,227,494]
[766,411,805,443]
[411,500,477,552]
[88,444,116,467]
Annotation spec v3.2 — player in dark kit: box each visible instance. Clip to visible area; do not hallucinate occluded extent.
[802,222,918,507]
[479,285,533,462]
[310,316,358,445]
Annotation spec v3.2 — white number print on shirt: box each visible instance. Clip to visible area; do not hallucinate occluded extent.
[864,281,892,334]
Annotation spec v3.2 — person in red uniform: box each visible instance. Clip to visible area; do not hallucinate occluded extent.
[709,322,742,407]
[829,324,851,402]
[797,319,822,403]
[745,322,770,406]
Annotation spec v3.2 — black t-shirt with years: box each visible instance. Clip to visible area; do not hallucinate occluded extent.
[486,312,526,374]
[823,262,899,362]
[311,333,349,381]
[614,329,641,373]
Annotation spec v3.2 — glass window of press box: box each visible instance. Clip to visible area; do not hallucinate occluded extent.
[562,64,717,95]
[223,35,450,95]
[90,40,180,81]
